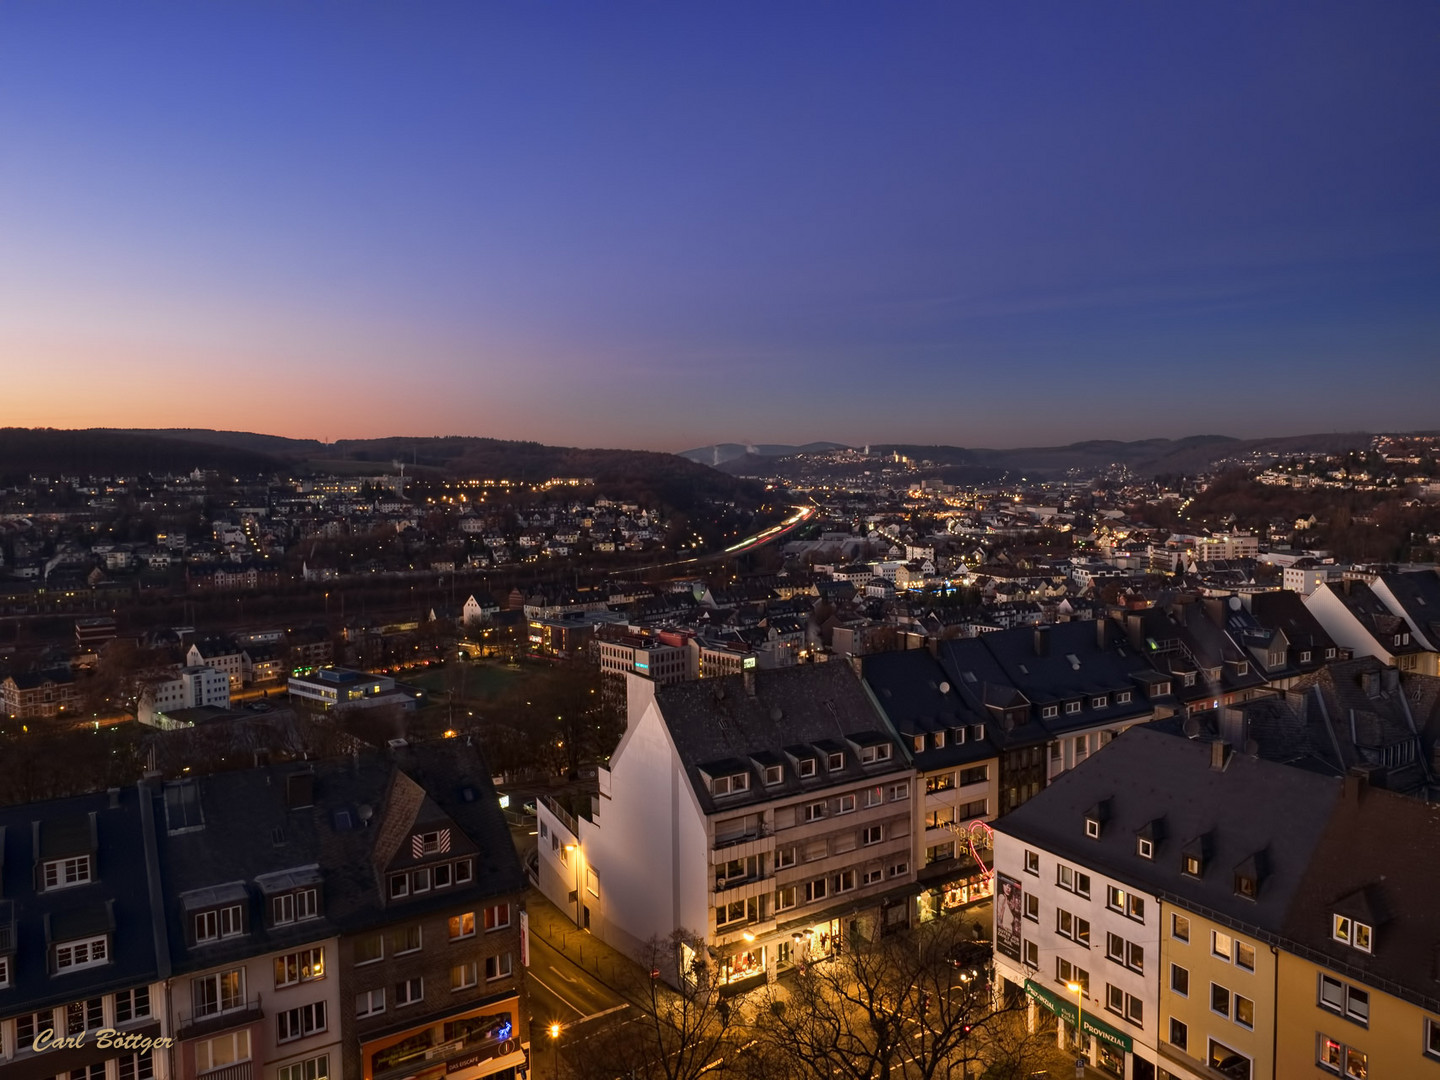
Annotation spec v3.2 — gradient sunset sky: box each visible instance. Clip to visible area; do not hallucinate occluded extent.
[2,3,1436,451]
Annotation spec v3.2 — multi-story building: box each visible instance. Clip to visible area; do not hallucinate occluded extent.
[0,786,170,1080]
[0,670,82,720]
[537,664,915,987]
[286,669,412,713]
[138,666,230,729]
[186,639,247,691]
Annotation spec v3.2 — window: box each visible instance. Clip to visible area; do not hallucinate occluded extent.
[1117,691,1132,704]
[835,869,856,893]
[273,888,318,925]
[278,1055,330,1080]
[1236,940,1256,971]
[1042,705,1059,719]
[0,955,8,989]
[451,962,478,990]
[889,782,910,801]
[1092,695,1108,709]
[277,1001,327,1042]
[1057,910,1090,947]
[765,765,784,786]
[1107,886,1144,921]
[485,953,513,981]
[484,903,511,931]
[863,825,883,845]
[195,1031,250,1072]
[776,846,797,869]
[717,898,750,927]
[391,925,422,955]
[454,860,473,884]
[1106,932,1125,963]
[926,773,956,794]
[1137,837,1154,859]
[799,758,817,778]
[389,872,409,898]
[712,772,749,796]
[828,751,845,770]
[1427,1017,1440,1061]
[1127,942,1144,974]
[194,904,244,943]
[958,764,988,786]
[355,988,385,1017]
[1172,964,1189,996]
[1024,939,1039,967]
[1300,651,1312,663]
[1055,958,1088,995]
[805,878,827,902]
[776,885,797,911]
[1208,1039,1251,1080]
[933,731,946,749]
[414,829,450,855]
[192,969,245,1017]
[1173,913,1190,942]
[1212,983,1231,1018]
[804,802,826,823]
[1234,994,1254,1029]
[1105,984,1143,1026]
[1066,701,1082,714]
[863,785,884,808]
[1234,872,1257,899]
[1169,1017,1188,1051]
[1024,893,1039,922]
[274,947,325,988]
[115,986,152,1024]
[395,977,424,1007]
[55,934,109,971]
[1318,974,1369,1026]
[1327,648,1336,659]
[43,856,92,890]
[355,933,384,965]
[118,1052,155,1080]
[450,912,476,940]
[66,997,104,1034]
[412,867,431,893]
[1212,930,1234,960]
[836,794,856,814]
[864,868,883,885]
[860,744,892,764]
[889,861,909,877]
[1183,854,1203,877]
[1332,915,1373,953]
[1024,850,1039,875]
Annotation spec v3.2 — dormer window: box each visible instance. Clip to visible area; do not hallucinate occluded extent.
[1300,651,1311,663]
[1156,681,1171,696]
[412,829,451,857]
[1085,818,1101,839]
[1234,662,1248,676]
[764,765,784,786]
[1182,673,1196,687]
[1234,873,1257,899]
[712,772,749,797]
[1333,916,1373,953]
[195,904,245,943]
[43,856,92,891]
[933,731,945,749]
[798,758,817,779]
[827,752,845,770]
[1116,691,1131,705]
[55,934,109,971]
[1066,701,1082,715]
[1042,705,1058,719]
[1137,838,1154,859]
[1326,648,1336,659]
[1092,695,1108,709]
[272,888,318,925]
[913,735,925,752]
[1183,855,1202,877]
[860,744,892,764]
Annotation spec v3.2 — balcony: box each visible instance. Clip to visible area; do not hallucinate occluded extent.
[177,997,263,1041]
[196,1064,252,1080]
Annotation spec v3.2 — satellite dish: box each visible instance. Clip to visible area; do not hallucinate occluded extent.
[1228,596,1242,611]
[939,681,951,694]
[1182,718,1201,739]
[357,804,374,823]
[770,707,783,722]
[1244,739,1260,757]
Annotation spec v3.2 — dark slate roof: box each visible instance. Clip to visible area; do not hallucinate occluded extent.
[860,650,999,770]
[154,743,524,976]
[1283,780,1440,1008]
[0,786,166,1014]
[654,664,908,815]
[935,637,1050,751]
[1377,570,1440,651]
[995,726,1341,933]
[1328,580,1429,655]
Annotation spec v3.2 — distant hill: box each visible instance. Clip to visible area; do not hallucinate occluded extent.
[678,442,850,466]
[10,429,761,513]
[709,433,1378,480]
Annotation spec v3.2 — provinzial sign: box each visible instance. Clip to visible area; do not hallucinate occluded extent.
[1024,980,1133,1053]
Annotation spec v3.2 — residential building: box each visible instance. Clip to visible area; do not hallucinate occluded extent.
[1306,580,1432,673]
[537,664,915,988]
[138,666,231,729]
[186,639,247,691]
[1,670,82,720]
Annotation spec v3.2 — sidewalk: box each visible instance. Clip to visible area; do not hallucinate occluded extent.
[526,887,648,1005]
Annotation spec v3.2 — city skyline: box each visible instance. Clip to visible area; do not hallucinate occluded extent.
[2,3,1437,450]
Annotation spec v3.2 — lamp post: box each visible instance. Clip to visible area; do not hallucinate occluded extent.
[1066,981,1086,1077]
[549,1021,561,1079]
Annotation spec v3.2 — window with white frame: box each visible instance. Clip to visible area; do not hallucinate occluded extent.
[1332,915,1373,953]
[799,758,817,778]
[277,1001,327,1042]
[1055,957,1088,995]
[1116,691,1132,704]
[863,825,883,845]
[354,932,384,965]
[835,869,856,893]
[1057,908,1089,947]
[395,977,424,1007]
[1024,850,1040,875]
[1066,701,1081,714]
[1171,963,1189,995]
[836,793,856,814]
[1208,1039,1251,1079]
[272,888,318,925]
[115,986,151,1024]
[863,785,884,808]
[1424,1017,1440,1061]
[828,751,845,770]
[888,861,908,878]
[1024,939,1038,967]
[863,868,883,885]
[485,953,513,981]
[192,969,245,1017]
[451,962,479,990]
[765,765,784,786]
[1025,892,1039,922]
[712,772,749,796]
[65,997,104,1035]
[117,1052,155,1080]
[355,988,385,1017]
[1318,974,1369,1026]
[1317,1033,1365,1078]
[889,781,910,801]
[390,925,422,955]
[860,744,891,764]
[805,878,827,902]
[43,856,92,891]
[1042,705,1059,719]
[804,802,825,823]
[776,885,797,911]
[278,1055,330,1080]
[55,934,109,971]
[1105,983,1143,1026]
[274,947,325,988]
[195,1031,250,1072]
[450,912,476,940]
[195,904,244,942]
[0,955,9,989]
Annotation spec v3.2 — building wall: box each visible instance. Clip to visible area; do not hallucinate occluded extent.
[1275,951,1440,1080]
[1157,905,1275,1080]
[1304,588,1394,667]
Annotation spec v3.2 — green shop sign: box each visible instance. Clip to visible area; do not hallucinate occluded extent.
[1024,980,1133,1054]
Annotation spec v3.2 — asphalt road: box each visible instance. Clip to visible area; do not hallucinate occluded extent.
[526,931,627,1026]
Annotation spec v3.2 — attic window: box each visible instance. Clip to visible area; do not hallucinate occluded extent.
[860,744,892,764]
[827,752,844,771]
[1326,648,1336,659]
[412,829,451,858]
[1183,673,1196,687]
[1333,916,1373,953]
[1234,662,1248,676]
[1137,838,1154,860]
[1092,695,1108,709]
[1085,818,1101,839]
[933,732,946,749]
[1066,701,1082,715]
[1116,691,1132,704]
[1183,855,1203,877]
[1156,682,1171,696]
[764,765,784,786]
[1042,705,1059,719]
[1300,651,1312,663]
[913,735,925,752]
[42,856,92,891]
[973,724,985,740]
[798,758,817,779]
[1234,873,1257,900]
[712,772,749,797]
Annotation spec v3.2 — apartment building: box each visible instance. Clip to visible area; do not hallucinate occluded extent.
[138,666,231,729]
[0,787,169,1080]
[537,664,915,987]
[186,639,247,691]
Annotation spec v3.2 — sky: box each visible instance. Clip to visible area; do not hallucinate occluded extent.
[1,2,1437,452]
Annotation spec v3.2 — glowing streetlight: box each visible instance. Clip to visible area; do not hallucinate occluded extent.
[1066,981,1087,1076]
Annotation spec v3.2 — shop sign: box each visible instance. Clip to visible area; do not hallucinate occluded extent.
[1023,980,1132,1053]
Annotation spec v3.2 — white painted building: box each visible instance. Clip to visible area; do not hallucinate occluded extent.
[138,666,231,729]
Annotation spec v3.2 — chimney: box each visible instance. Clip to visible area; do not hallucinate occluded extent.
[1034,626,1051,657]
[1219,707,1248,751]
[106,787,121,810]
[742,669,757,697]
[1361,671,1379,698]
[926,636,939,658]
[1381,667,1400,694]
[1343,764,1373,802]
[1209,739,1229,771]
[1095,619,1109,650]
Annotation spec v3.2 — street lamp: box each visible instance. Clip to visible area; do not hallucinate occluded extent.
[1066,981,1086,1077]
[549,1022,561,1079]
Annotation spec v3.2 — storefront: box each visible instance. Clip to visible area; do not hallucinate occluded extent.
[1023,980,1132,1078]
[718,945,766,985]
[918,868,994,921]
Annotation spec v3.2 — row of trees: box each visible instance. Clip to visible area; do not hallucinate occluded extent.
[559,917,1074,1080]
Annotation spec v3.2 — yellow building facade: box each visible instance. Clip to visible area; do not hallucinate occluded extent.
[1156,903,1276,1080]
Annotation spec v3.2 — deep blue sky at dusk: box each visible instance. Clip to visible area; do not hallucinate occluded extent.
[1,3,1436,450]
